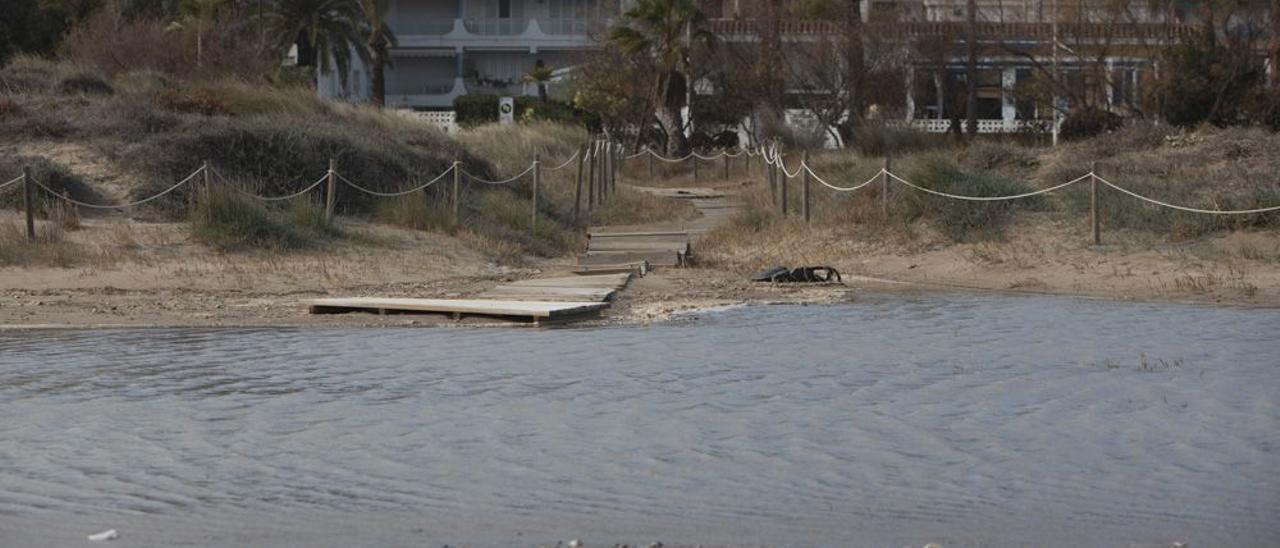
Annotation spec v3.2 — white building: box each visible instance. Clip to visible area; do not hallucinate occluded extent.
[319,0,626,108]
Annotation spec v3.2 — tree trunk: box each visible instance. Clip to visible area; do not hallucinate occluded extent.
[655,71,690,156]
[838,0,865,144]
[1272,0,1279,89]
[965,0,978,137]
[370,44,386,107]
[753,0,786,142]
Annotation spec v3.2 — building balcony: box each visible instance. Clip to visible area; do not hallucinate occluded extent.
[383,76,543,109]
[386,77,467,109]
[391,18,604,49]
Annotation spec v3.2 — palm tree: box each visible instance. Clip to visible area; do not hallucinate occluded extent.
[610,0,713,156]
[754,0,784,144]
[356,0,396,107]
[265,0,367,92]
[841,0,864,138]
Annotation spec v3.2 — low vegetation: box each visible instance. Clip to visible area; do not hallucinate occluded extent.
[189,190,339,251]
[0,58,697,263]
[702,124,1280,260]
[0,222,81,267]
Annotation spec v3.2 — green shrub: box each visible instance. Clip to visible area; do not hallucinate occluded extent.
[1061,176,1280,240]
[58,72,113,95]
[455,94,587,127]
[190,190,333,251]
[897,156,1044,241]
[125,116,482,214]
[454,93,499,126]
[153,87,229,116]
[284,198,343,239]
[958,141,1039,172]
[1157,35,1265,128]
[468,190,577,257]
[515,97,586,125]
[1061,107,1123,141]
[0,55,62,94]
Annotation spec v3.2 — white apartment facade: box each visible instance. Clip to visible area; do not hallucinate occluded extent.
[319,0,628,108]
[319,0,1213,138]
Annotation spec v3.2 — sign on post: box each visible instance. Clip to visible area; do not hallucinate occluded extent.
[499,97,515,125]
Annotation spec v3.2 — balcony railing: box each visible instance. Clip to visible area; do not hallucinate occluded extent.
[540,18,595,35]
[464,18,528,36]
[391,19,456,36]
[392,17,610,39]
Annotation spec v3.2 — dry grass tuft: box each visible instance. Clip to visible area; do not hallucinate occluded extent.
[0,222,84,267]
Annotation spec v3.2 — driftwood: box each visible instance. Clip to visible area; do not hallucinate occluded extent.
[751,266,842,283]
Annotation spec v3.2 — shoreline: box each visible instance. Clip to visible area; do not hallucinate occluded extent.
[3,264,1276,331]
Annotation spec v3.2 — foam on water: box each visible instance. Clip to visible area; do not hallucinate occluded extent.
[0,293,1277,547]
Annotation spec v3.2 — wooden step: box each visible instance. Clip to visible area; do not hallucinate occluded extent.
[579,250,685,267]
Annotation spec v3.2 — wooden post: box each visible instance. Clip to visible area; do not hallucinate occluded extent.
[601,141,609,201]
[451,160,461,226]
[573,145,585,224]
[587,141,597,211]
[648,147,655,179]
[1091,161,1101,245]
[723,153,730,180]
[325,158,337,221]
[201,159,211,201]
[768,160,777,207]
[610,142,618,194]
[802,150,811,223]
[599,140,606,202]
[692,154,699,182]
[780,153,788,216]
[531,153,540,232]
[22,166,34,241]
[881,150,892,220]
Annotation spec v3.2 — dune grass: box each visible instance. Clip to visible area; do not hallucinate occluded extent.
[189,190,341,251]
[0,222,83,267]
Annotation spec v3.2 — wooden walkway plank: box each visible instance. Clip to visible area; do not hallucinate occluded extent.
[580,250,684,267]
[504,273,632,289]
[306,298,608,320]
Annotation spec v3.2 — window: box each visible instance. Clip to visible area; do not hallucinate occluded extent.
[498,0,510,18]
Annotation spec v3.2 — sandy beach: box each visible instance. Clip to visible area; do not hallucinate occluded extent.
[2,207,1276,329]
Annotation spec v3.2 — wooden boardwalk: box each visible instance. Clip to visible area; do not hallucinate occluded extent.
[477,273,633,302]
[576,185,740,271]
[306,184,740,323]
[305,298,609,324]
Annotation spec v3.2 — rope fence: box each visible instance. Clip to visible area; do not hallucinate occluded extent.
[0,175,24,190]
[4,138,1278,245]
[751,143,1280,244]
[0,141,625,241]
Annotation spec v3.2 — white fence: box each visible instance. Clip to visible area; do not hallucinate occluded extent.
[394,109,458,134]
[893,119,1056,134]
